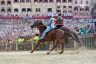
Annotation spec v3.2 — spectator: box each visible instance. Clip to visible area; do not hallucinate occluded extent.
[79,28,84,34]
[18,36,24,43]
[88,26,95,33]
[33,34,40,41]
[33,34,40,50]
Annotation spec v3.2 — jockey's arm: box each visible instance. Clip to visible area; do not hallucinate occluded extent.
[47,18,54,26]
[60,16,64,21]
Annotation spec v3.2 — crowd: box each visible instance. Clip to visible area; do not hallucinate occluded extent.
[0,18,95,42]
[64,19,95,34]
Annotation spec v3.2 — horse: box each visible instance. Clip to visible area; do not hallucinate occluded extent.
[30,20,81,54]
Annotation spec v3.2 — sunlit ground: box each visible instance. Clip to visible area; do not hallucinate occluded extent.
[0,50,96,64]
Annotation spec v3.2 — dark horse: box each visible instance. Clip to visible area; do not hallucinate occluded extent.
[30,20,81,54]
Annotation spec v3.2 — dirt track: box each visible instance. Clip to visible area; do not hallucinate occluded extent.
[0,50,96,64]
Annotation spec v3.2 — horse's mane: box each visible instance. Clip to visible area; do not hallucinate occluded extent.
[36,20,47,30]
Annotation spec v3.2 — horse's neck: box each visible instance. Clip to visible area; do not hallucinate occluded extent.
[38,26,46,34]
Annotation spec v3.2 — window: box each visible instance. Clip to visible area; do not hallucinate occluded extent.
[49,0,53,3]
[86,1,88,4]
[56,10,61,13]
[74,7,78,11]
[62,0,67,3]
[34,0,38,3]
[80,13,83,15]
[36,8,40,12]
[63,11,67,13]
[20,0,25,3]
[47,8,52,12]
[14,0,18,3]
[57,6,61,8]
[44,0,48,3]
[27,8,32,12]
[14,8,19,12]
[63,6,66,8]
[68,0,72,3]
[56,0,61,3]
[69,6,72,8]
[81,0,83,4]
[22,8,26,12]
[80,8,84,11]
[7,1,11,5]
[1,1,5,5]
[69,10,72,13]
[85,7,89,11]
[1,9,5,12]
[7,8,11,12]
[75,0,77,4]
[26,0,31,3]
[68,11,72,16]
[39,0,43,3]
[74,13,77,15]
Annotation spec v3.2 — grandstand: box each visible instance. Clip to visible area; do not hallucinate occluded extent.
[0,16,95,51]
[0,16,94,39]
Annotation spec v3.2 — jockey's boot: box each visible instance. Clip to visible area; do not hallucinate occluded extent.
[40,36,45,42]
[40,38,45,42]
[40,31,46,41]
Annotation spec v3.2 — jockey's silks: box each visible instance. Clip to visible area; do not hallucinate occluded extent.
[58,18,63,24]
[40,26,52,40]
[55,18,64,25]
[40,17,56,40]
[47,18,56,29]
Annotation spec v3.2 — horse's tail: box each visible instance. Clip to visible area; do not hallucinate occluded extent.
[69,31,80,42]
[60,27,82,46]
[70,31,85,48]
[60,27,80,42]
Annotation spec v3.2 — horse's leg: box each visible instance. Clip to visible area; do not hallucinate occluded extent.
[59,40,65,54]
[47,41,58,54]
[30,40,41,53]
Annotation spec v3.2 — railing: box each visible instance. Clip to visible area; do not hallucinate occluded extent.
[0,34,96,51]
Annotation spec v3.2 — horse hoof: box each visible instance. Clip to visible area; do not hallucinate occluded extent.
[59,52,63,54]
[47,52,50,54]
[30,51,33,53]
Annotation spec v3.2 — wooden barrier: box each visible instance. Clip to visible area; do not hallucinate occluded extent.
[0,34,96,51]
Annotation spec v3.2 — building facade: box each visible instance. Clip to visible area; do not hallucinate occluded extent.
[0,0,12,16]
[0,0,93,17]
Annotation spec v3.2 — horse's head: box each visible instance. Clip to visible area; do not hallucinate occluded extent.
[30,20,43,28]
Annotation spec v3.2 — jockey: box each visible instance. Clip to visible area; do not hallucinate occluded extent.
[40,14,56,40]
[55,13,64,29]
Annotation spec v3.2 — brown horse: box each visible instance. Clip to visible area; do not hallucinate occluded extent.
[30,20,81,54]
